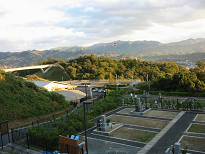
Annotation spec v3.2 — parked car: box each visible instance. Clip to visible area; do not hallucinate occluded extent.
[98,89,106,93]
[92,88,98,92]
[117,83,122,85]
[81,83,90,87]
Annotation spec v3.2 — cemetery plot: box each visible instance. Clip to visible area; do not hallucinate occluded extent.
[187,124,205,134]
[117,108,179,119]
[180,136,205,152]
[107,115,169,129]
[110,127,157,143]
[195,114,205,122]
[117,108,133,114]
[105,124,122,132]
[144,110,179,119]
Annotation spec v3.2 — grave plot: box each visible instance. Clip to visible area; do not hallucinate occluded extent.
[179,114,205,153]
[195,114,205,122]
[144,110,179,119]
[117,108,179,119]
[110,127,157,143]
[180,136,205,152]
[117,108,134,114]
[107,115,169,129]
[187,123,205,134]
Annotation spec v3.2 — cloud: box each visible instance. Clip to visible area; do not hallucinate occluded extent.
[0,0,205,52]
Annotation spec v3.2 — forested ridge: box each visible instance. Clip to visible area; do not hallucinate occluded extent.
[1,38,205,68]
[39,55,205,93]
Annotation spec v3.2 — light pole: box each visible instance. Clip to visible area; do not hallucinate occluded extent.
[83,101,92,154]
[114,42,117,60]
[132,71,133,81]
[116,74,118,91]
[84,84,88,101]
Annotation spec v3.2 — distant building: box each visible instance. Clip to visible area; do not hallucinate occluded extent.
[31,81,77,91]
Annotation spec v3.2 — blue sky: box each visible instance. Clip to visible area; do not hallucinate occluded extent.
[0,0,205,52]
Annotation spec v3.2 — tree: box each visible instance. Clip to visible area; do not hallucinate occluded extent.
[196,61,205,71]
[66,66,77,79]
[108,72,114,85]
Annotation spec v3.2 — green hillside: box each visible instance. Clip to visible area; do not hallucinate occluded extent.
[0,69,70,122]
[34,65,70,81]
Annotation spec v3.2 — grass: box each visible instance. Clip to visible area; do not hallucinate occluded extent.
[35,66,70,81]
[8,106,74,129]
[180,136,205,152]
[188,124,205,134]
[110,127,157,143]
[195,114,205,122]
[107,115,169,129]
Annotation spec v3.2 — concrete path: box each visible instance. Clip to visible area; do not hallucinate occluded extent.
[137,111,185,154]
[146,112,197,154]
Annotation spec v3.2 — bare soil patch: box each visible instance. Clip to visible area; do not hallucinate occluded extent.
[195,114,205,122]
[118,108,178,119]
[144,110,178,119]
[105,124,122,132]
[107,115,169,129]
[110,127,157,143]
[180,136,205,152]
[118,108,133,114]
[8,106,74,129]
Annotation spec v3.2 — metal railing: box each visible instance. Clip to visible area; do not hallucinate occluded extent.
[11,128,85,154]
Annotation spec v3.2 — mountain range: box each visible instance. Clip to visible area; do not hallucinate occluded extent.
[1,38,205,68]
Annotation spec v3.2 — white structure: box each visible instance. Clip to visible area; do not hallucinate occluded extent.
[31,81,77,91]
[3,64,53,73]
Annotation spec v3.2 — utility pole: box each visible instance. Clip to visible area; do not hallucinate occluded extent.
[116,74,118,90]
[114,42,117,60]
[132,71,133,81]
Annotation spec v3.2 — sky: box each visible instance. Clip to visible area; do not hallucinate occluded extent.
[1,0,205,52]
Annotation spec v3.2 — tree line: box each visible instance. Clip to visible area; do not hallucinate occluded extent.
[39,55,205,92]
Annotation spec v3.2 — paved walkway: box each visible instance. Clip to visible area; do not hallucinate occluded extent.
[137,111,185,154]
[146,112,204,154]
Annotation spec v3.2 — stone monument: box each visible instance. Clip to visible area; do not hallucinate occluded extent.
[131,98,151,115]
[141,90,147,98]
[135,98,141,112]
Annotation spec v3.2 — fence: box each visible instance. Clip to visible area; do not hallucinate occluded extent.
[11,128,27,145]
[10,129,85,154]
[1,91,107,152]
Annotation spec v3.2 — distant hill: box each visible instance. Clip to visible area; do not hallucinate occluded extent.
[1,38,205,68]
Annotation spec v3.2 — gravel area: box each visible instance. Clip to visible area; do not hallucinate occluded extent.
[87,137,141,154]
